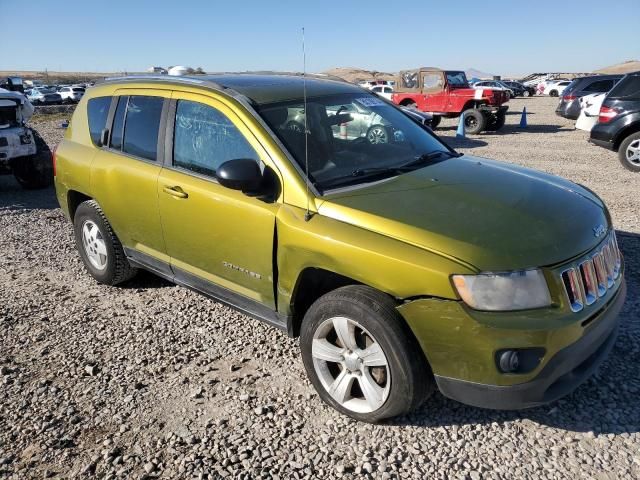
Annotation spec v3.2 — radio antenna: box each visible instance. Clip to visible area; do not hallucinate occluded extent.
[302,27,312,222]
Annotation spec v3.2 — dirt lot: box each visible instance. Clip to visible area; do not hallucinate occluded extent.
[1,97,639,479]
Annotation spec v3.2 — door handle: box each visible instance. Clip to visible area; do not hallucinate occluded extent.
[163,186,188,199]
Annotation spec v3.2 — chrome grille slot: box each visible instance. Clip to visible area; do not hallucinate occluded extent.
[561,268,584,312]
[578,260,597,306]
[560,232,621,313]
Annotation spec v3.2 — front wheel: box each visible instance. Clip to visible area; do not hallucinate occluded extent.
[366,124,390,144]
[549,90,558,97]
[429,116,441,129]
[523,90,531,97]
[300,285,434,422]
[462,108,487,134]
[618,132,640,172]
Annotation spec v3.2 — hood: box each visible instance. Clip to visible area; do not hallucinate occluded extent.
[319,156,608,271]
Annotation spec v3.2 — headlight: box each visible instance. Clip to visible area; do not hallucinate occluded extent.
[452,269,551,311]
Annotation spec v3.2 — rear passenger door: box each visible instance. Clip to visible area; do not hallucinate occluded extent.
[90,90,170,272]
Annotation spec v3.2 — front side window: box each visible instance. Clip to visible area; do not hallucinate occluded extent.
[446,72,469,87]
[173,100,259,177]
[87,96,111,146]
[122,96,164,161]
[257,92,452,191]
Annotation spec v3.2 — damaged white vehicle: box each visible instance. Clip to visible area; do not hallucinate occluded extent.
[0,88,52,189]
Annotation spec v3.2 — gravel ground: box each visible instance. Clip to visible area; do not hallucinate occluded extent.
[1,97,639,479]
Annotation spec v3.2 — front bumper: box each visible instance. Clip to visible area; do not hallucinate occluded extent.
[434,280,626,409]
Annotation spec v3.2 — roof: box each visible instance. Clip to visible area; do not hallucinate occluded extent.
[102,73,364,105]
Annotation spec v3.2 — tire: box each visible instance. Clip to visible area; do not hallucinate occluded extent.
[300,285,434,422]
[366,124,390,144]
[523,90,531,97]
[549,90,558,97]
[462,108,486,135]
[486,111,506,131]
[73,200,137,285]
[429,116,441,129]
[618,132,640,172]
[11,130,53,189]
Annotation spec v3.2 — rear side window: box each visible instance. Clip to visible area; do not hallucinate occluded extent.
[122,96,164,161]
[173,100,259,178]
[584,79,616,92]
[87,96,111,146]
[608,75,640,99]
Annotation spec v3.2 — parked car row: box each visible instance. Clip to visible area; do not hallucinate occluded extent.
[24,84,87,105]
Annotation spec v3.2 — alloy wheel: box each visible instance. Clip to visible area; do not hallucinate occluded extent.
[311,316,390,413]
[81,220,108,271]
[625,139,640,167]
[367,126,388,144]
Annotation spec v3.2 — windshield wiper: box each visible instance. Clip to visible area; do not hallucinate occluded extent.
[351,150,460,177]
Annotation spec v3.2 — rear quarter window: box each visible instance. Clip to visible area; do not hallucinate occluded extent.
[87,96,112,146]
[608,75,640,100]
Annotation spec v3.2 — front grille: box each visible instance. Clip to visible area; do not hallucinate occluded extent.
[561,232,621,312]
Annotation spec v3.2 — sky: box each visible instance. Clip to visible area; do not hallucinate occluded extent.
[1,0,638,76]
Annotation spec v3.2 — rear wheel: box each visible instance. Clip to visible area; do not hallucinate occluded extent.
[300,285,434,423]
[523,90,531,97]
[462,108,486,134]
[73,200,137,285]
[549,90,558,97]
[429,116,441,129]
[618,132,640,172]
[11,130,53,189]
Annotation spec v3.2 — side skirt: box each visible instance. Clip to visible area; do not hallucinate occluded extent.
[124,248,290,333]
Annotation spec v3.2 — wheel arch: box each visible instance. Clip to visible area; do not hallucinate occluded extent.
[613,120,640,151]
[67,190,93,220]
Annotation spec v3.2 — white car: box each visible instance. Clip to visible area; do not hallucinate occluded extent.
[369,85,393,100]
[27,87,62,105]
[544,81,571,97]
[575,93,606,132]
[58,86,85,103]
[471,81,512,99]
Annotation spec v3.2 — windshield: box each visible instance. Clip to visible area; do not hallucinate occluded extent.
[39,88,56,94]
[446,71,469,87]
[257,93,452,191]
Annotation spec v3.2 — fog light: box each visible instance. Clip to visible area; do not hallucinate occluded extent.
[498,350,520,373]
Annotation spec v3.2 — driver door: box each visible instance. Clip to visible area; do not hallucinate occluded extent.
[421,71,446,112]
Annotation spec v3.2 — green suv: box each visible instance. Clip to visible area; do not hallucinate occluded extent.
[54,74,626,422]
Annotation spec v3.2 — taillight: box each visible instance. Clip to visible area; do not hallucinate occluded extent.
[52,144,58,176]
[563,94,577,101]
[598,106,620,124]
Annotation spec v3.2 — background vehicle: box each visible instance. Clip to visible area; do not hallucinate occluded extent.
[544,81,571,97]
[58,86,86,103]
[575,92,606,132]
[0,88,53,188]
[369,84,393,100]
[471,80,514,97]
[0,76,25,93]
[590,71,640,172]
[556,75,622,120]
[27,87,62,105]
[392,68,509,133]
[502,80,530,97]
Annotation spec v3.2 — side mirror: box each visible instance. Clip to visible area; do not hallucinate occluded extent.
[216,159,263,193]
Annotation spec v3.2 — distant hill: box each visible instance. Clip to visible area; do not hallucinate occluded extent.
[595,60,640,74]
[323,67,396,83]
